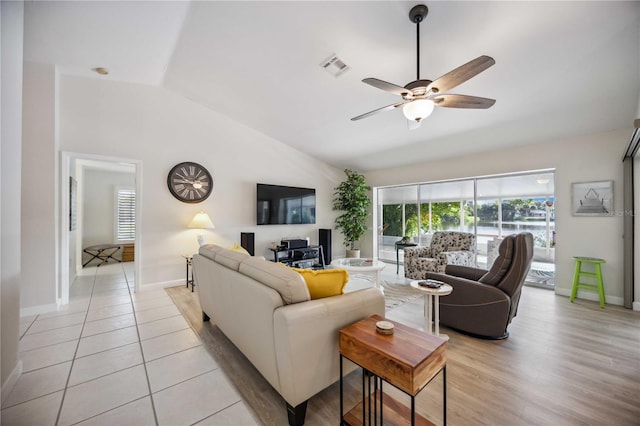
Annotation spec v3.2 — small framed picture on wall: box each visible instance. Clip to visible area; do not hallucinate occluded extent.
[571,180,613,216]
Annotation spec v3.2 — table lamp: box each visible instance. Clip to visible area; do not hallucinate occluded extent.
[188,211,215,246]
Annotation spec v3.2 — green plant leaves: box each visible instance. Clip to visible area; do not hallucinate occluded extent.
[333,169,371,249]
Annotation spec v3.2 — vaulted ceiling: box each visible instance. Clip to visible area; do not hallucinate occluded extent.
[24,1,640,171]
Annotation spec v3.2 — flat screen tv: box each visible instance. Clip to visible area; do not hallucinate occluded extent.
[257,183,316,225]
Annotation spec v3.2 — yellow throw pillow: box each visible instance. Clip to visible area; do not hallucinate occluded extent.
[227,243,250,255]
[292,268,349,300]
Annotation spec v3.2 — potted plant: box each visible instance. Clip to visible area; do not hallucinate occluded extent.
[333,169,372,258]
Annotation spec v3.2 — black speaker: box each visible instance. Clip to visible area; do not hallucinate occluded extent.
[240,232,255,256]
[319,228,331,265]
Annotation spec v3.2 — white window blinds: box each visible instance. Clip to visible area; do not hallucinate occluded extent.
[116,188,136,241]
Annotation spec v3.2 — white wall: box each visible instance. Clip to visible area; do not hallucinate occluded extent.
[81,169,135,264]
[365,128,630,306]
[21,61,59,310]
[56,76,343,291]
[1,0,24,394]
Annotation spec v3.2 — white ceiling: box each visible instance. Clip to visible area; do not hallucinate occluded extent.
[24,1,640,171]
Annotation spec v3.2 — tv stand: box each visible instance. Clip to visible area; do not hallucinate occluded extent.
[269,245,325,269]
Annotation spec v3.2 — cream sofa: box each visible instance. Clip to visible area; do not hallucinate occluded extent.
[192,244,385,425]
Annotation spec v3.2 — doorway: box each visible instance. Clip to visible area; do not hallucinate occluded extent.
[59,152,142,304]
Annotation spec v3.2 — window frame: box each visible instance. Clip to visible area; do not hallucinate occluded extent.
[114,186,136,243]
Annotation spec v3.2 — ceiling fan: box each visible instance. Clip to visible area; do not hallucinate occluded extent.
[351,4,496,129]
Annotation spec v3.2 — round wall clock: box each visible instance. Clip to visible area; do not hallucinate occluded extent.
[167,162,213,203]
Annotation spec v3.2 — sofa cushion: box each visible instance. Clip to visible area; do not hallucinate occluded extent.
[215,248,250,271]
[199,244,225,261]
[292,268,349,300]
[239,258,310,304]
[479,235,514,286]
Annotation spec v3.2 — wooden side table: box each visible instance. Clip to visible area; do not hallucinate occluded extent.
[339,314,447,425]
[182,254,195,292]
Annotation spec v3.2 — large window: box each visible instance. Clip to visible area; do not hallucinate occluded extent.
[418,180,475,243]
[115,187,136,242]
[375,170,555,287]
[378,185,418,260]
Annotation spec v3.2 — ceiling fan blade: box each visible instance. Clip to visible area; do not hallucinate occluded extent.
[407,119,422,130]
[351,102,405,121]
[431,94,495,109]
[427,55,495,95]
[363,78,412,97]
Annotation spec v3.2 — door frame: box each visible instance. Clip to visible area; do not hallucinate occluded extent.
[59,151,142,304]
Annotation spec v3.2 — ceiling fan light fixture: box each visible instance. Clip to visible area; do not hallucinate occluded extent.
[403,99,434,122]
[351,4,495,123]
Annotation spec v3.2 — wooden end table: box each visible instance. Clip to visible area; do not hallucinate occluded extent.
[339,314,447,425]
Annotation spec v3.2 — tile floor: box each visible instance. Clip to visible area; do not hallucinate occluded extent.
[2,263,258,426]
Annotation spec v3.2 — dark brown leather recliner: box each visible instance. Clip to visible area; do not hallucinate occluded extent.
[425,232,534,339]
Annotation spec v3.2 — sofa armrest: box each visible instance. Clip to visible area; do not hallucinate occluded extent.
[425,272,508,305]
[425,271,511,338]
[443,264,488,281]
[404,246,432,259]
[273,287,385,407]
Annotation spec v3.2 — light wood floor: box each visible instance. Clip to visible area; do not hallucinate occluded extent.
[166,285,640,426]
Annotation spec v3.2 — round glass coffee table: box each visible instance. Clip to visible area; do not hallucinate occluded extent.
[330,258,386,288]
[410,280,453,339]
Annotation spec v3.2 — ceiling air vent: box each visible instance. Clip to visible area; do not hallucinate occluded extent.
[320,53,350,77]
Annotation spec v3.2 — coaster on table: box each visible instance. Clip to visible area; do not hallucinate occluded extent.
[376,320,394,335]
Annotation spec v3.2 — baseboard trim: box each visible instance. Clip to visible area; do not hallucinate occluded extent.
[136,279,183,292]
[20,302,59,317]
[1,360,22,405]
[554,287,624,306]
[632,301,640,311]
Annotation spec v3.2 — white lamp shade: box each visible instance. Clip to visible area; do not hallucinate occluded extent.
[188,212,215,230]
[403,99,435,122]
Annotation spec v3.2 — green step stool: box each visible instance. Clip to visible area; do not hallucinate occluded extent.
[570,256,606,308]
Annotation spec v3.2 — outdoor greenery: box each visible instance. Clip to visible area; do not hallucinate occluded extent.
[383,201,472,236]
[333,169,371,249]
[474,199,554,221]
[382,198,554,242]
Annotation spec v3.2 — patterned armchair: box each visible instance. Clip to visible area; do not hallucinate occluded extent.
[404,231,476,279]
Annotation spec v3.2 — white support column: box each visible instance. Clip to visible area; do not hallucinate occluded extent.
[497,198,503,237]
